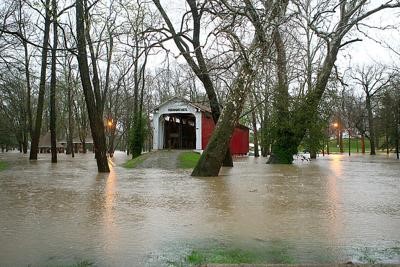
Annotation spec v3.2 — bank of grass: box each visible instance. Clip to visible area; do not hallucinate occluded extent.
[187,249,255,265]
[357,245,400,264]
[183,245,294,266]
[0,161,7,171]
[299,138,372,154]
[327,138,371,153]
[178,151,201,169]
[122,153,150,168]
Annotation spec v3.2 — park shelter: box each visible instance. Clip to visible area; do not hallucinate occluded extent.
[59,136,94,153]
[152,97,249,155]
[38,132,65,153]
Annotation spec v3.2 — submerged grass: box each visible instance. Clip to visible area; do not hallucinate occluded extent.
[122,153,149,168]
[357,245,400,264]
[178,151,201,169]
[182,243,294,266]
[0,161,7,171]
[48,260,94,267]
[187,248,256,265]
[64,260,94,267]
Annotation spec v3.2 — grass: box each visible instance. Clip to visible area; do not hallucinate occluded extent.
[187,248,255,265]
[299,138,373,154]
[178,151,201,169]
[357,245,400,264]
[122,153,149,168]
[327,138,371,153]
[0,161,7,171]
[183,244,294,266]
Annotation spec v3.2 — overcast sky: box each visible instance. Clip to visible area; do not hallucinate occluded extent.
[155,0,400,70]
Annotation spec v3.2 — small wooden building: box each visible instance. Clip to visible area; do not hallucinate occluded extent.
[38,132,65,153]
[59,136,94,153]
[152,97,249,155]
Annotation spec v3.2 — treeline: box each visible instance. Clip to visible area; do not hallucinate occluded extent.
[0,0,399,174]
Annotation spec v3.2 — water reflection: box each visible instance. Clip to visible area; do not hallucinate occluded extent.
[104,166,117,225]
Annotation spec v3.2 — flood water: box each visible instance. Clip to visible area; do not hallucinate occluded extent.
[0,151,399,266]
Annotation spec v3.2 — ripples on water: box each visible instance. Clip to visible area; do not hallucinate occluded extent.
[0,151,399,266]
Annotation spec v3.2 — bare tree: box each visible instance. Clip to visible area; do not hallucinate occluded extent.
[75,0,109,172]
[267,0,400,163]
[351,65,391,155]
[49,0,58,163]
[29,0,51,160]
[192,0,289,176]
[152,0,234,166]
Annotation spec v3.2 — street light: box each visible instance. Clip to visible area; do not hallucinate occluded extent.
[106,118,114,157]
[107,119,113,128]
[333,122,340,151]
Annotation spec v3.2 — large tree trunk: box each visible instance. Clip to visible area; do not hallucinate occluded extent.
[267,29,294,164]
[50,0,58,163]
[191,61,253,176]
[129,34,143,159]
[396,106,399,159]
[361,134,366,154]
[250,95,259,157]
[18,0,33,148]
[76,0,109,172]
[66,79,74,157]
[366,95,376,155]
[23,40,33,140]
[396,127,399,159]
[22,132,28,153]
[191,0,290,172]
[327,136,330,155]
[152,0,233,166]
[261,106,271,157]
[268,28,343,163]
[386,131,389,154]
[29,0,51,160]
[82,140,87,153]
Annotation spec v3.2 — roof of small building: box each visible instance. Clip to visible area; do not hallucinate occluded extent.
[59,135,94,144]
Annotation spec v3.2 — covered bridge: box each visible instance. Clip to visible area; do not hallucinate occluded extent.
[152,97,249,155]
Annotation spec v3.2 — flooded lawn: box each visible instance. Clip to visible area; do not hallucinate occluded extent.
[0,151,399,266]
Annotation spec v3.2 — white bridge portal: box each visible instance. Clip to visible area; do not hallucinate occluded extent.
[152,97,203,150]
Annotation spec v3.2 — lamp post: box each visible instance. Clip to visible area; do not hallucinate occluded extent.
[107,119,113,129]
[348,128,351,156]
[106,118,114,157]
[333,122,339,152]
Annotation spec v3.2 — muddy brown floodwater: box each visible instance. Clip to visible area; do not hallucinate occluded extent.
[0,151,399,266]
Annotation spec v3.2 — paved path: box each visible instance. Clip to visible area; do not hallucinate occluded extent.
[136,149,186,169]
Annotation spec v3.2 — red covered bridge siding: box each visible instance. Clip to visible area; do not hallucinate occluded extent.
[152,97,249,155]
[201,112,249,155]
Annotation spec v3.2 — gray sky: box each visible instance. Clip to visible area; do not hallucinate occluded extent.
[155,0,400,71]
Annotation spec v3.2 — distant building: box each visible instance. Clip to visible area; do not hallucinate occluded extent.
[38,132,64,153]
[152,97,249,155]
[59,136,94,153]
